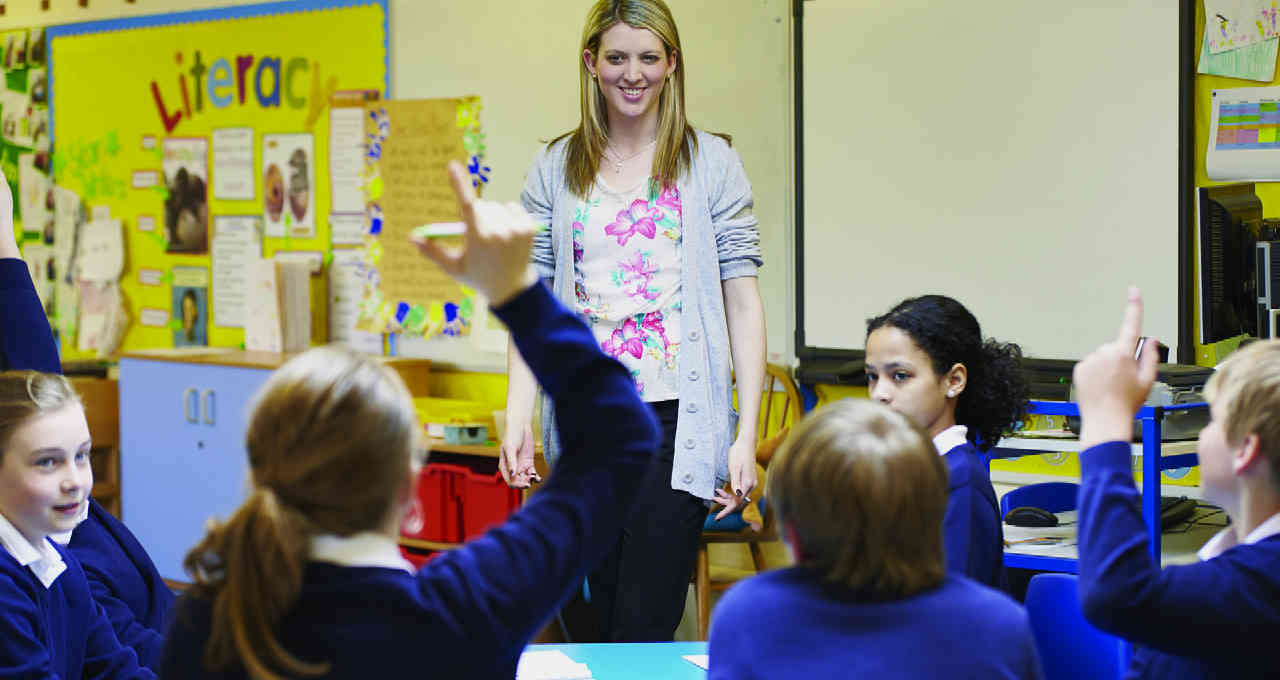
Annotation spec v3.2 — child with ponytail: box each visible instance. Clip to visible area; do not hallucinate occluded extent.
[160,162,661,679]
[865,295,1028,588]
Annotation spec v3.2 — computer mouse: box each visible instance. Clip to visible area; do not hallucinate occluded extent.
[1004,506,1059,528]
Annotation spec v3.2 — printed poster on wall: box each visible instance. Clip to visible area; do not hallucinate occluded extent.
[262,133,315,239]
[171,266,209,347]
[162,137,209,253]
[357,96,488,339]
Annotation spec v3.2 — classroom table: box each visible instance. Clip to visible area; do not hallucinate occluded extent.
[523,642,708,679]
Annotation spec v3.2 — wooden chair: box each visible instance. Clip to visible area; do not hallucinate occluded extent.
[70,375,121,518]
[694,363,803,640]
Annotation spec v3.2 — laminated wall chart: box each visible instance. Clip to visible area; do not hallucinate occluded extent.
[1207,86,1280,180]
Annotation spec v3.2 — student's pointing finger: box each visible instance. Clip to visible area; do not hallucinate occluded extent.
[1117,286,1143,348]
[447,161,478,230]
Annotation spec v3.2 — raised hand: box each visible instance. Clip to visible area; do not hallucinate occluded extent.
[1072,287,1160,449]
[411,161,538,307]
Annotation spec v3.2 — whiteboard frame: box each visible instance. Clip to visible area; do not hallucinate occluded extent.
[792,0,1196,380]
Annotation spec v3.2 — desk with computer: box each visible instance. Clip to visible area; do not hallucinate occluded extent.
[994,369,1213,574]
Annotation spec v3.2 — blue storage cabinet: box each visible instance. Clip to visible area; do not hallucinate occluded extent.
[119,352,430,582]
[119,356,272,581]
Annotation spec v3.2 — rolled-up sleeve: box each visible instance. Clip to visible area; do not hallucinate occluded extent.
[710,147,762,280]
[520,148,557,280]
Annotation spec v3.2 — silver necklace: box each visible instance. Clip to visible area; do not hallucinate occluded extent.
[604,139,657,176]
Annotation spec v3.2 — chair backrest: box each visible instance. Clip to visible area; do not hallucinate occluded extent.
[999,481,1079,517]
[1025,573,1128,680]
[754,363,803,468]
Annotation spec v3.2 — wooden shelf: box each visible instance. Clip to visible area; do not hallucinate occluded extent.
[399,537,460,552]
[996,436,1197,457]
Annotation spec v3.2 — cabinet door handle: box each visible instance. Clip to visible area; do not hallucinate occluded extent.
[201,389,216,425]
[183,387,198,423]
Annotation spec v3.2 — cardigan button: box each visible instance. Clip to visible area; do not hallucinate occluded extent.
[684,438,696,449]
[687,370,699,382]
[682,473,694,484]
[688,330,700,342]
[686,403,698,414]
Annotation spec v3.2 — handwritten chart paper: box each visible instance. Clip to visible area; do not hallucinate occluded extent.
[358,97,486,338]
[211,216,262,328]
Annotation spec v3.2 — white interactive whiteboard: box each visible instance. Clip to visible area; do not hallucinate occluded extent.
[799,1,1183,361]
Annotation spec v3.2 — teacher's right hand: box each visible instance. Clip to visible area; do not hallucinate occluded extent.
[499,422,539,489]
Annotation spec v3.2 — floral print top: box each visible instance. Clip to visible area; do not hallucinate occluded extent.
[574,178,683,401]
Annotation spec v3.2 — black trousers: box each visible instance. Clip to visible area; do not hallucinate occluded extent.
[582,400,709,642]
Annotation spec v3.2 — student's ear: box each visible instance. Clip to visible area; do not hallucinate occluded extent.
[945,363,967,399]
[1234,433,1265,476]
[582,49,597,78]
[782,518,808,563]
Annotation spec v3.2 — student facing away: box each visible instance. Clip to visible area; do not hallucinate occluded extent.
[865,295,1028,588]
[0,167,174,671]
[159,162,661,679]
[1073,288,1280,679]
[708,398,1043,680]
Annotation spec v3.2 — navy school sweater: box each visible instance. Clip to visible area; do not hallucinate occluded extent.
[1077,441,1280,679]
[160,282,661,678]
[709,568,1043,680]
[941,440,1005,589]
[0,258,59,374]
[69,499,175,670]
[0,540,153,679]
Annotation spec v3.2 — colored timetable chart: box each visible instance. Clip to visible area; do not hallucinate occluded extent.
[1207,87,1280,180]
[1215,101,1280,149]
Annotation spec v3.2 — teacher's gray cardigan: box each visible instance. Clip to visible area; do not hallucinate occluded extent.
[521,129,762,500]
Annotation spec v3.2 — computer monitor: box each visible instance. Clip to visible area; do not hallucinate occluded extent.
[1198,184,1265,345]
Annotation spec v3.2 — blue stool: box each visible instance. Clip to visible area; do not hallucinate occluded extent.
[1000,481,1079,517]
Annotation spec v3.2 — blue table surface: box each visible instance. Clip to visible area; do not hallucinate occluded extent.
[526,642,708,679]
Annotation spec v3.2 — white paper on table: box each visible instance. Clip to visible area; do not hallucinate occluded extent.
[515,650,594,680]
[1206,87,1280,180]
[329,212,366,246]
[1205,0,1280,54]
[328,248,382,354]
[329,105,366,214]
[211,216,262,328]
[76,218,124,282]
[262,133,316,238]
[682,655,709,670]
[212,127,255,200]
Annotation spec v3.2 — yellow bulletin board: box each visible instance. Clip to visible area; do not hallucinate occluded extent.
[47,0,387,355]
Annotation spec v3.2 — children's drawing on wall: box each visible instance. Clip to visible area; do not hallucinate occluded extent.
[262,133,315,238]
[1,91,35,148]
[27,68,46,106]
[27,29,45,67]
[162,137,209,253]
[3,30,27,70]
[171,266,209,347]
